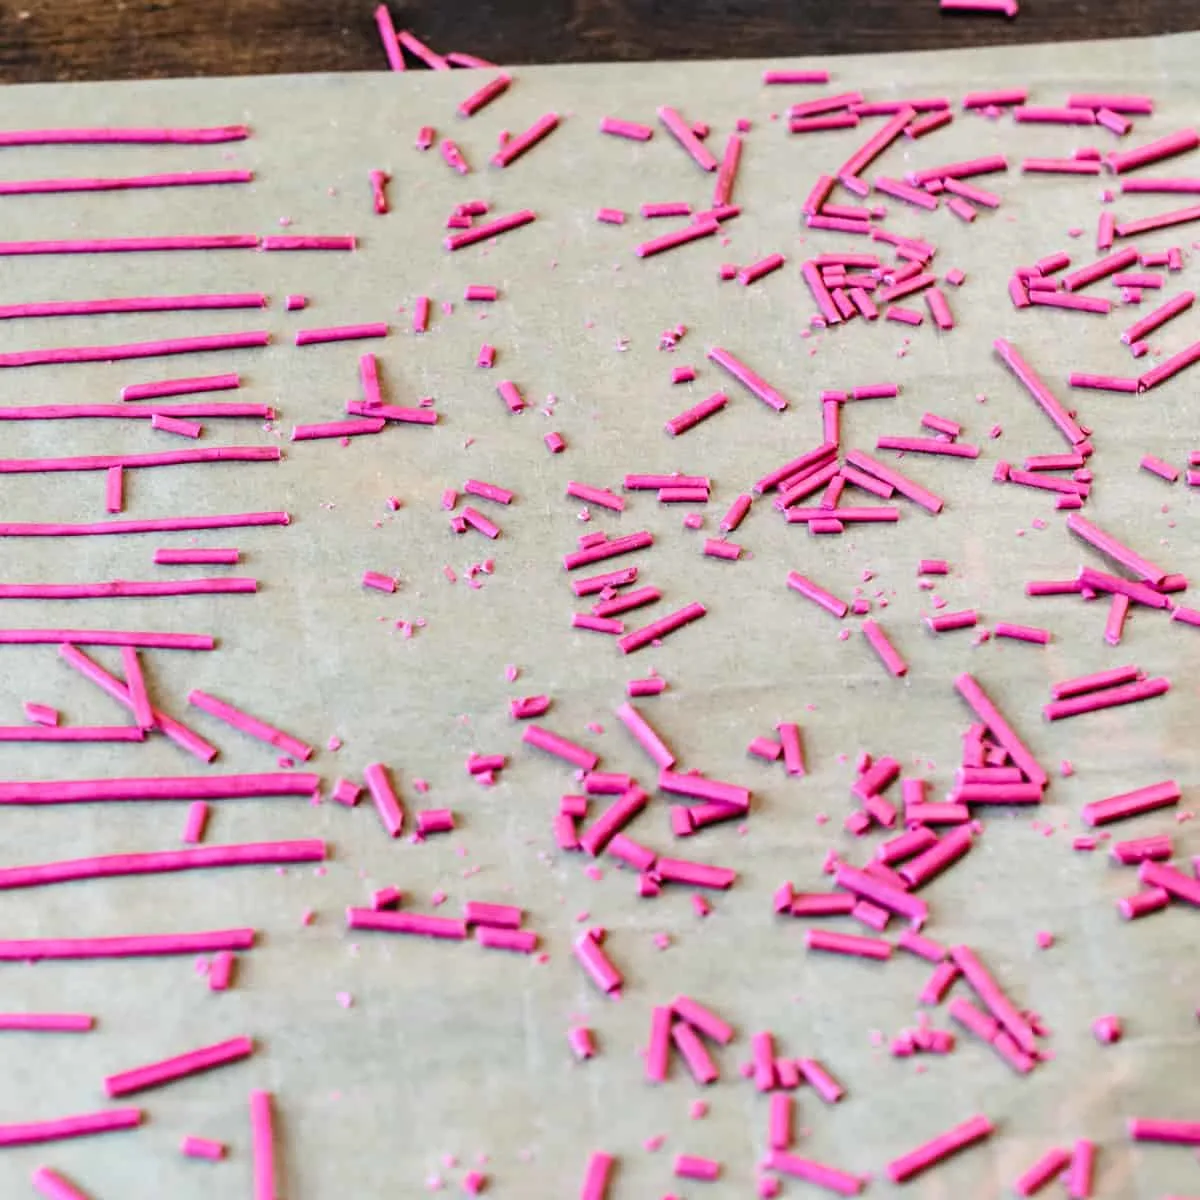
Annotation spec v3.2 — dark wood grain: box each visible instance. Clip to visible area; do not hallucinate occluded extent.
[2,0,1199,83]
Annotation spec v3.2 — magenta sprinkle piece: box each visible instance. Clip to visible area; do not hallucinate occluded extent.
[445,209,536,251]
[491,112,559,168]
[346,908,466,940]
[295,322,387,347]
[600,116,653,140]
[674,1154,720,1181]
[457,73,511,118]
[293,418,383,441]
[765,1151,864,1196]
[574,930,623,995]
[861,618,908,677]
[886,1114,994,1183]
[993,622,1050,644]
[805,928,891,960]
[0,928,252,962]
[786,571,848,618]
[580,1151,615,1200]
[181,1135,227,1161]
[1128,1117,1200,1144]
[707,345,788,411]
[993,339,1087,446]
[1013,1147,1071,1196]
[363,763,404,838]
[523,724,599,770]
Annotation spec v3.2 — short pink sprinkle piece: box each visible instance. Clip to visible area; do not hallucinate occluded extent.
[765,1152,864,1195]
[363,762,405,838]
[581,1151,615,1200]
[805,928,891,961]
[181,1135,227,1161]
[600,117,652,140]
[993,622,1050,645]
[861,619,908,676]
[346,909,467,940]
[30,1168,93,1200]
[523,724,599,770]
[666,391,728,437]
[675,1154,720,1181]
[707,346,788,411]
[1013,1147,1071,1196]
[182,801,209,844]
[0,1013,93,1033]
[574,931,623,995]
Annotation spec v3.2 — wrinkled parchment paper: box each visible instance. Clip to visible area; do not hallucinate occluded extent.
[0,32,1197,1198]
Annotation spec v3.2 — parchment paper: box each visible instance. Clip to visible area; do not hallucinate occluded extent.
[0,31,1197,1199]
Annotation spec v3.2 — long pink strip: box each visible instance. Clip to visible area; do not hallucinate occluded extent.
[0,772,317,805]
[0,578,254,600]
[0,1013,93,1032]
[0,170,252,196]
[250,1090,276,1200]
[187,690,313,760]
[1121,291,1194,344]
[0,125,247,145]
[0,929,253,961]
[0,629,211,650]
[0,332,268,369]
[105,1035,253,1097]
[0,840,325,891]
[707,346,788,411]
[0,511,288,538]
[0,236,258,256]
[0,1107,142,1147]
[59,643,218,763]
[0,403,267,421]
[0,293,264,321]
[0,446,277,473]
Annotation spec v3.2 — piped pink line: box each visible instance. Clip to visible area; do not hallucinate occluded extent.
[0,125,247,145]
[0,332,268,369]
[0,446,276,474]
[0,294,263,321]
[0,929,253,962]
[295,323,388,346]
[707,346,788,411]
[0,578,254,600]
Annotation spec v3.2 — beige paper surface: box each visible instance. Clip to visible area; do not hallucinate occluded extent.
[0,32,1197,1198]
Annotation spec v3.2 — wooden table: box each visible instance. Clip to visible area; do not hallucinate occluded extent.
[3,0,1199,82]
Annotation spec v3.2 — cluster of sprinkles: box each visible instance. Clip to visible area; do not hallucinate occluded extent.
[0,5,1200,1197]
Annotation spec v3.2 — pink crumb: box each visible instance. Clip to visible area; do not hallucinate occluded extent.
[1036,931,1055,949]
